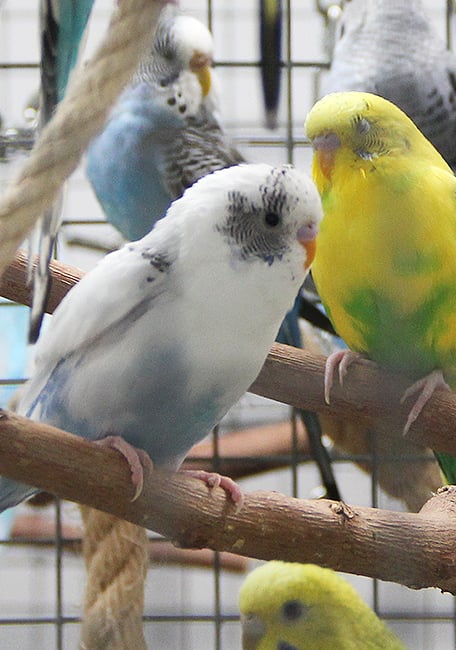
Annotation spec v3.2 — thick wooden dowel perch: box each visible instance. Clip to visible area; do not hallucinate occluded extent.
[2,250,456,456]
[0,410,455,594]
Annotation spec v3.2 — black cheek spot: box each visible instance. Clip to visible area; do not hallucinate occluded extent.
[278,643,299,650]
[179,105,187,114]
[167,97,177,106]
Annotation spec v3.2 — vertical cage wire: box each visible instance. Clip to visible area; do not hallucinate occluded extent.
[0,1,455,648]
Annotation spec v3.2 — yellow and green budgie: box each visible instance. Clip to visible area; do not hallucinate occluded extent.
[305,90,456,484]
[239,561,405,649]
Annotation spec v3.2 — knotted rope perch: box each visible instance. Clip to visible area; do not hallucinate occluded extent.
[0,1,170,646]
[79,507,149,650]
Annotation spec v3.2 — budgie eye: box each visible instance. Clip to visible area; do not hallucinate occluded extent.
[161,46,175,62]
[281,599,306,622]
[264,211,281,227]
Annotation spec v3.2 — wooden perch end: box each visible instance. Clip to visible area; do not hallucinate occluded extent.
[0,249,82,313]
[0,410,454,594]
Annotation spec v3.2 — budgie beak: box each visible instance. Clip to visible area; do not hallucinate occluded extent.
[190,51,212,96]
[297,221,318,269]
[312,131,341,180]
[302,239,317,269]
[241,612,266,649]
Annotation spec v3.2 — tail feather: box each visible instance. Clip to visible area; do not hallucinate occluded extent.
[0,477,38,513]
[276,296,342,501]
[435,451,456,485]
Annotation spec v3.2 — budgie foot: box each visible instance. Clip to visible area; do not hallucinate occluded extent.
[182,469,244,511]
[400,370,451,435]
[95,435,154,502]
[324,350,370,404]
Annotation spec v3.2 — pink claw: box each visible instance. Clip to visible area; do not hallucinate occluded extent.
[95,435,153,502]
[400,370,451,434]
[182,469,244,512]
[324,349,369,404]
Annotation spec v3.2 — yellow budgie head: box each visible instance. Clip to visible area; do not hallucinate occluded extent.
[305,91,450,192]
[239,561,405,650]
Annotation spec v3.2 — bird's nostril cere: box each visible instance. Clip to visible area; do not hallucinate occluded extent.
[297,220,318,243]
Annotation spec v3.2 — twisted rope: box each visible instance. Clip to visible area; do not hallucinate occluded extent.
[79,507,149,650]
[0,0,167,277]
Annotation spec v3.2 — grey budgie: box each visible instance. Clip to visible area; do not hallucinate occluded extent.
[322,0,456,170]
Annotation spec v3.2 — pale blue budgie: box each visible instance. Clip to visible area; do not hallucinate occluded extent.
[86,7,244,242]
[29,0,95,343]
[322,0,456,171]
[0,163,321,512]
[86,7,340,499]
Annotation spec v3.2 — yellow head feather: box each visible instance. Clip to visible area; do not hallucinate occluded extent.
[239,561,405,650]
[305,91,451,193]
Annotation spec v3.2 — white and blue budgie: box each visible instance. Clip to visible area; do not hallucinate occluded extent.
[29,0,95,343]
[323,0,456,171]
[87,7,340,499]
[86,7,244,242]
[0,163,322,512]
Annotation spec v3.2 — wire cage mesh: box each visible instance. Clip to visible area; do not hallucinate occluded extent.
[0,0,455,648]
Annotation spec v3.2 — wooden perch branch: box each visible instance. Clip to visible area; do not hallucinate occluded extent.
[184,420,310,478]
[0,249,78,314]
[2,250,456,456]
[0,410,455,593]
[10,513,247,573]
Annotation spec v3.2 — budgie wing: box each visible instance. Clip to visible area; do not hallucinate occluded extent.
[22,233,177,411]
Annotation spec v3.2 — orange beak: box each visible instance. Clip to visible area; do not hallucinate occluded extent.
[302,238,317,270]
[190,52,212,97]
